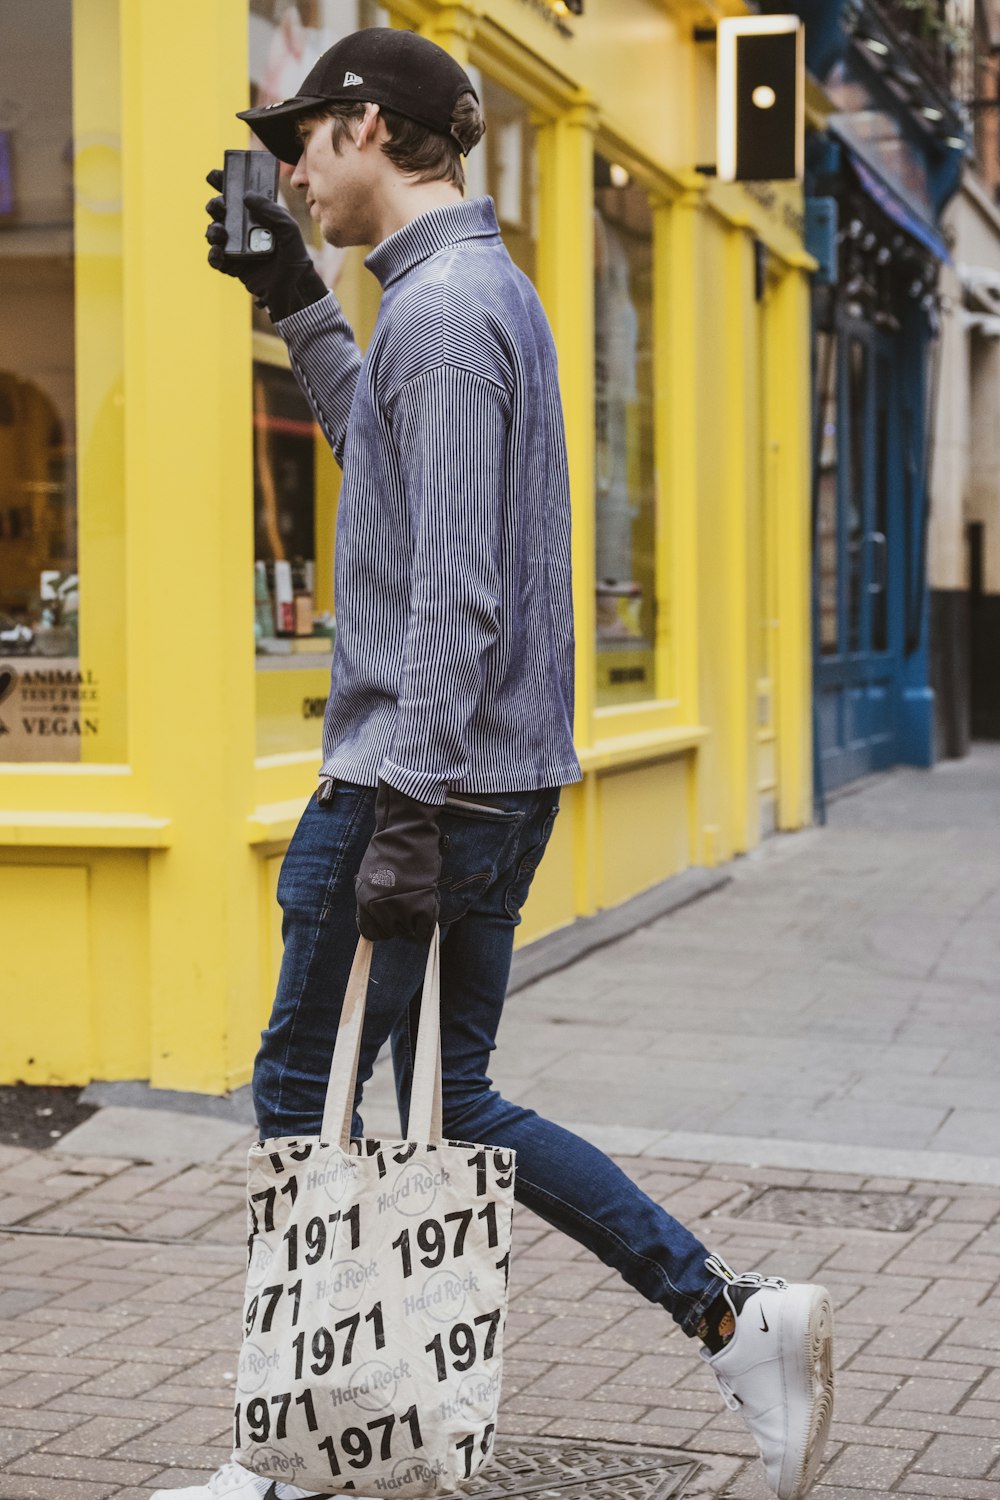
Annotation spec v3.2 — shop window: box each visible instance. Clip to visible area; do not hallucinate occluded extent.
[0,0,122,763]
[465,71,538,282]
[248,0,388,758]
[593,154,656,707]
[816,331,839,656]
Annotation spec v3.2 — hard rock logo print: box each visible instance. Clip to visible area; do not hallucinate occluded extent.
[379,1161,452,1218]
[315,1257,380,1312]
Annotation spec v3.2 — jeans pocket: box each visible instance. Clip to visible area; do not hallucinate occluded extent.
[437,797,524,926]
[277,786,372,919]
[504,803,560,920]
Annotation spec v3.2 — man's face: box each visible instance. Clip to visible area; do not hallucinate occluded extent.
[290,112,376,247]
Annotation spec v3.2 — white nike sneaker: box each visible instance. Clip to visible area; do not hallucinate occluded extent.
[701,1260,834,1500]
[150,1460,332,1500]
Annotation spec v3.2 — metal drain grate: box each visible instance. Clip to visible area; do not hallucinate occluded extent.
[469,1439,700,1500]
[734,1186,935,1233]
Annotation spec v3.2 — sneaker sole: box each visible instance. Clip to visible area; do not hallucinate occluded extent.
[781,1286,835,1500]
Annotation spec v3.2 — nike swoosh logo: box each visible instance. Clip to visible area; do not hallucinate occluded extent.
[759,1307,770,1332]
[263,1488,336,1500]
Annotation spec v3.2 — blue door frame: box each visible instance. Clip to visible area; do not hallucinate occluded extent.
[813,309,933,793]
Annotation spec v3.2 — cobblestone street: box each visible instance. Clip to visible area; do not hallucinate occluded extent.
[1,749,999,1498]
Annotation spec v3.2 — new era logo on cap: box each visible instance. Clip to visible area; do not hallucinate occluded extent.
[343,71,364,86]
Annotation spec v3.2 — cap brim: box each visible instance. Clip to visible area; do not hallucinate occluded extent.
[236,96,328,165]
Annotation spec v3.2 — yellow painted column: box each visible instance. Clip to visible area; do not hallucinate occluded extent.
[772,266,813,830]
[721,228,754,855]
[535,100,598,915]
[417,4,475,62]
[655,189,700,716]
[73,0,126,764]
[120,0,258,1091]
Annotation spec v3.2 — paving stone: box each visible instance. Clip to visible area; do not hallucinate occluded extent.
[7,1454,161,1486]
[882,1375,978,1414]
[901,1477,1000,1499]
[1,1372,88,1408]
[43,1414,162,1457]
[819,1444,917,1489]
[47,1394,218,1423]
[911,1432,1000,1478]
[0,1429,47,1465]
[862,1318,956,1359]
[0,1410,86,1436]
[827,1421,924,1450]
[0,1478,121,1500]
[74,1362,182,1399]
[874,1408,1000,1439]
[111,1437,232,1469]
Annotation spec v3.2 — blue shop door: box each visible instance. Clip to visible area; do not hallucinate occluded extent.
[815,322,899,790]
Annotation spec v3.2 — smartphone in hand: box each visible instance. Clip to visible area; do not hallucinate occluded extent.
[222,150,280,257]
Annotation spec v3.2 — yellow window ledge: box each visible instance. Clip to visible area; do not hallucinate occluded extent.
[579,724,708,774]
[0,812,172,848]
[247,797,311,846]
[247,726,711,844]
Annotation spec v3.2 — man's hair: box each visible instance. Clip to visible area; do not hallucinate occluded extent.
[300,92,484,190]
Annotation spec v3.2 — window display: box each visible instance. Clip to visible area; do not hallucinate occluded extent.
[593,155,657,707]
[0,0,119,763]
[248,1,388,756]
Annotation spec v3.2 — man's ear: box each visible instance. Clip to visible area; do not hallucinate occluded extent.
[355,102,382,150]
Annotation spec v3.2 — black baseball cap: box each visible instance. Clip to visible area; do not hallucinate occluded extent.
[238,28,478,165]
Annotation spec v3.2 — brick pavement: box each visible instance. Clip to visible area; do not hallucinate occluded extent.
[3,1142,1000,1498]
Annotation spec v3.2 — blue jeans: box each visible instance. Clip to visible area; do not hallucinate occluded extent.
[252,783,723,1336]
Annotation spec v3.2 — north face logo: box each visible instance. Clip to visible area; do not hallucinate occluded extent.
[343,71,364,86]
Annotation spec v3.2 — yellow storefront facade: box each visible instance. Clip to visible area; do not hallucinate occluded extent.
[0,0,814,1093]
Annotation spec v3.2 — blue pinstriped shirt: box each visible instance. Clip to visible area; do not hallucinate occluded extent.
[276,196,581,805]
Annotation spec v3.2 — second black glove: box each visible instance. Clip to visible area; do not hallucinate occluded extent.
[355,782,442,943]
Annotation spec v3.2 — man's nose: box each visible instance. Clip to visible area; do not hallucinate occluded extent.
[290,154,308,189]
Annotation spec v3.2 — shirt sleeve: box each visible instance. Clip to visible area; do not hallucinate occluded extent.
[274,292,362,466]
[378,365,511,805]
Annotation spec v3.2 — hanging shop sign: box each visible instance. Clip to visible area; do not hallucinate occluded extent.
[716,16,805,183]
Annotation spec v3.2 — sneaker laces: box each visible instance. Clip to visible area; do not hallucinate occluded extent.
[705,1254,788,1295]
[728,1270,789,1294]
[712,1371,743,1411]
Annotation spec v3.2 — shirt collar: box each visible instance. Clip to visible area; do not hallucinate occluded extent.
[365,197,500,289]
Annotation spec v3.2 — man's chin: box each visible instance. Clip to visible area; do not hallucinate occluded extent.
[318,217,353,249]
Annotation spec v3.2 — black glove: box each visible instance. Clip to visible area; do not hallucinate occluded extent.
[355,782,442,942]
[204,167,328,321]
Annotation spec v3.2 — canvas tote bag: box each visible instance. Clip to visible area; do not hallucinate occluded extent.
[233,929,516,1496]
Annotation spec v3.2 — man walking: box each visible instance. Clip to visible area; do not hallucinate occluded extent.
[165,27,833,1500]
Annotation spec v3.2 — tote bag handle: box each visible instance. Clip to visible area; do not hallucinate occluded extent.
[320,928,443,1151]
